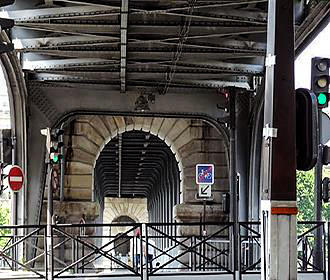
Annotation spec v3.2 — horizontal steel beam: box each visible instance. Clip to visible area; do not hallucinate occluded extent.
[16,23,266,37]
[6,5,117,20]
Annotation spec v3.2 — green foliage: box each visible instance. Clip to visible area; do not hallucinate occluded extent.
[0,204,10,249]
[296,170,330,222]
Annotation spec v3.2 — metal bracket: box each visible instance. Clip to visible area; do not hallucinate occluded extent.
[217,116,230,124]
[265,54,276,67]
[263,123,278,139]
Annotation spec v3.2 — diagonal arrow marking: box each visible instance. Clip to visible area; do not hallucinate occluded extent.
[201,185,210,195]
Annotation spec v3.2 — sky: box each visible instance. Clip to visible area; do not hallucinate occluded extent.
[295,22,330,89]
[0,65,10,129]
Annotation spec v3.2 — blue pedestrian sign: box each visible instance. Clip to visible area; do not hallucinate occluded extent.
[196,164,214,185]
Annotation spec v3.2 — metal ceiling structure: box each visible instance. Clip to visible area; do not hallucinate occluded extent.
[8,0,270,92]
[3,0,327,93]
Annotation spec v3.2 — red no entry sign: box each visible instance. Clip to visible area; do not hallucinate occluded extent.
[8,165,24,192]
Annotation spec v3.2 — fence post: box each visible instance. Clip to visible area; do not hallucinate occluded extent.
[140,224,143,279]
[44,227,48,280]
[327,222,329,280]
[145,224,149,280]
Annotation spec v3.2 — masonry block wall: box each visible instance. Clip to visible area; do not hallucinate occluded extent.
[44,116,229,225]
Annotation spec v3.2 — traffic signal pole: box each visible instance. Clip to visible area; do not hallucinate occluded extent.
[261,1,297,279]
[314,110,324,269]
[310,57,329,269]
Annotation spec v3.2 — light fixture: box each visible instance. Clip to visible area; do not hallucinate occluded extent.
[134,94,150,112]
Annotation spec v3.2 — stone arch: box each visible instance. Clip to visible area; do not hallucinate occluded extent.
[103,197,148,224]
[64,115,229,222]
[91,116,190,201]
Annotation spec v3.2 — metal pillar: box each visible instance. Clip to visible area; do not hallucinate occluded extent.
[261,1,297,280]
[314,110,324,268]
[46,163,54,280]
[229,88,239,279]
[236,92,250,222]
[10,135,18,271]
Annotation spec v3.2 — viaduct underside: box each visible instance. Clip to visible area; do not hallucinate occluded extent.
[0,0,329,279]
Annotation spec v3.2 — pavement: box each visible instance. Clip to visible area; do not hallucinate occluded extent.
[0,270,326,280]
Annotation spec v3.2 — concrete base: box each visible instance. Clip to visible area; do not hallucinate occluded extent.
[261,200,297,280]
[174,203,227,223]
[41,200,99,224]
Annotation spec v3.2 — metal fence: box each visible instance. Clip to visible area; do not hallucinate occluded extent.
[297,221,327,279]
[0,221,329,279]
[51,223,143,278]
[0,224,47,279]
[144,222,233,279]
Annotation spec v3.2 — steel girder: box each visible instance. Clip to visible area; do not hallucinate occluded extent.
[5,0,325,93]
[7,0,270,91]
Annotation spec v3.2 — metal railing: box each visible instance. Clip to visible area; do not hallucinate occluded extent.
[0,224,47,279]
[236,221,329,279]
[51,223,143,278]
[0,221,329,279]
[297,221,327,279]
[144,222,233,279]
[239,222,261,274]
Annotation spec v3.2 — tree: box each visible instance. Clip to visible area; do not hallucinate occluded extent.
[0,204,10,248]
[296,170,330,221]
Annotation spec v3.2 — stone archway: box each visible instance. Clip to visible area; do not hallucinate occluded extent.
[112,216,136,257]
[64,116,229,223]
[103,197,148,224]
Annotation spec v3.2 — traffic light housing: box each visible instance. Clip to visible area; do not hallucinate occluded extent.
[50,129,64,165]
[0,129,12,165]
[321,177,329,203]
[311,57,330,108]
[296,88,318,171]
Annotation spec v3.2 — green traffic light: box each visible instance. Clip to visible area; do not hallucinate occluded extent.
[53,154,59,163]
[318,93,327,105]
[51,153,59,163]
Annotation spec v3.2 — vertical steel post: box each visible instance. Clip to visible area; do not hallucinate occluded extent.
[314,110,324,269]
[10,136,18,271]
[46,163,54,280]
[44,226,48,280]
[236,93,250,223]
[229,87,239,279]
[145,225,149,280]
[327,220,330,280]
[261,1,297,279]
[60,133,65,202]
[140,224,143,278]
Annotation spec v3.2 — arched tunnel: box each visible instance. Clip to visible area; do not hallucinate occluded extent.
[94,130,180,224]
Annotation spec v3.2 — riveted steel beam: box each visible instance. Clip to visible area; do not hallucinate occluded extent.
[130,0,267,16]
[13,36,119,50]
[23,57,263,75]
[28,70,250,82]
[118,133,122,197]
[7,5,114,20]
[16,23,265,37]
[120,0,129,93]
[27,72,250,89]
